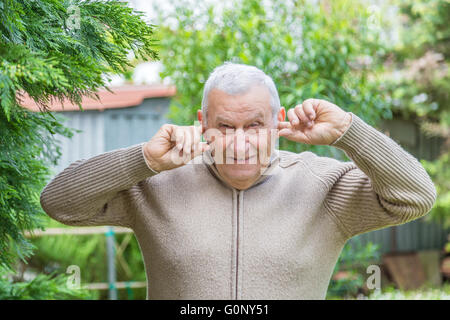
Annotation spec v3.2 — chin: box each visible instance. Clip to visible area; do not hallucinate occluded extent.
[221,163,260,180]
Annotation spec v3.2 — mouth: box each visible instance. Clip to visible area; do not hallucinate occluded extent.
[226,155,257,164]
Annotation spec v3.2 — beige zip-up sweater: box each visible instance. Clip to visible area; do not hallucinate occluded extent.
[40,113,437,300]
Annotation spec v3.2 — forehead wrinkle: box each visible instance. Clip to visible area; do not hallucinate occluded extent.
[220,101,268,116]
[216,110,266,124]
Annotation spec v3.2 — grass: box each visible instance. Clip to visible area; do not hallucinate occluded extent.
[359,284,450,300]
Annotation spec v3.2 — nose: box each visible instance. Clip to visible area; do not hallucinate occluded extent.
[233,129,249,159]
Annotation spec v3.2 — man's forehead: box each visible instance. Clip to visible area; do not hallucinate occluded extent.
[205,85,274,124]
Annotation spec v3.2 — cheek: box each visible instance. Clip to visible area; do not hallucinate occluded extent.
[249,132,271,150]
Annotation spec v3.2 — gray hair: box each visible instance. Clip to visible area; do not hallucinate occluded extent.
[201,62,281,125]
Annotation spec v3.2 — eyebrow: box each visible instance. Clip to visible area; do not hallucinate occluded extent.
[216,112,265,124]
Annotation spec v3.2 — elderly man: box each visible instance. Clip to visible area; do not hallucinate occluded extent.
[40,62,436,300]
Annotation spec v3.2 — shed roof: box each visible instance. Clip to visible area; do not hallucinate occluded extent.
[21,84,176,112]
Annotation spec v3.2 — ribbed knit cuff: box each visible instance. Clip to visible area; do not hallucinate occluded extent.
[330,112,370,155]
[118,143,159,185]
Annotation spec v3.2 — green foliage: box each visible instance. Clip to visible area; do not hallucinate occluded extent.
[30,222,108,284]
[394,0,450,59]
[0,0,158,119]
[0,0,158,298]
[28,217,147,299]
[327,239,380,299]
[0,268,93,300]
[366,284,450,300]
[421,153,450,228]
[382,0,450,228]
[154,0,391,159]
[0,109,72,270]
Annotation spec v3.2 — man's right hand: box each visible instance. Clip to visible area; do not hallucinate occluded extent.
[143,124,210,172]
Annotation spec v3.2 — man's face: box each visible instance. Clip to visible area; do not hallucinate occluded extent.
[200,85,284,190]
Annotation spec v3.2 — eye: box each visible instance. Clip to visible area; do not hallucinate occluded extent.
[248,122,262,127]
[220,123,233,129]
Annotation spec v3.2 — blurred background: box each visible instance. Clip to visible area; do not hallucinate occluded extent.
[1,0,449,300]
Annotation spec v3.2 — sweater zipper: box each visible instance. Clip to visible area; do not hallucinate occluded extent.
[235,191,240,300]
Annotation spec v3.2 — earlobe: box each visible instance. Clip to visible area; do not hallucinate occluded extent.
[197,110,208,135]
[278,107,286,122]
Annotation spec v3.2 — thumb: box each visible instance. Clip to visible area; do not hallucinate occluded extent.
[278,128,293,137]
[277,121,291,130]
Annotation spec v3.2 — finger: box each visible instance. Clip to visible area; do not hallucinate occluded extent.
[278,128,294,137]
[294,104,311,126]
[183,127,192,156]
[175,127,184,150]
[302,99,316,121]
[193,124,201,145]
[193,124,201,153]
[277,121,292,130]
[279,128,309,143]
[287,108,300,126]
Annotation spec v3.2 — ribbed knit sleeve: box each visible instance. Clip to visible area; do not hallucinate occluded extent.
[319,113,437,239]
[40,143,158,229]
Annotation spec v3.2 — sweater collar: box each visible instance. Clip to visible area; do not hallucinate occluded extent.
[202,148,280,191]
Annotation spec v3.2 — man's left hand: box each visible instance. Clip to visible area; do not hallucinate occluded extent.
[277,98,352,145]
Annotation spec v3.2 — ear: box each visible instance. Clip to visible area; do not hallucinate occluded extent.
[278,106,286,122]
[197,109,206,133]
